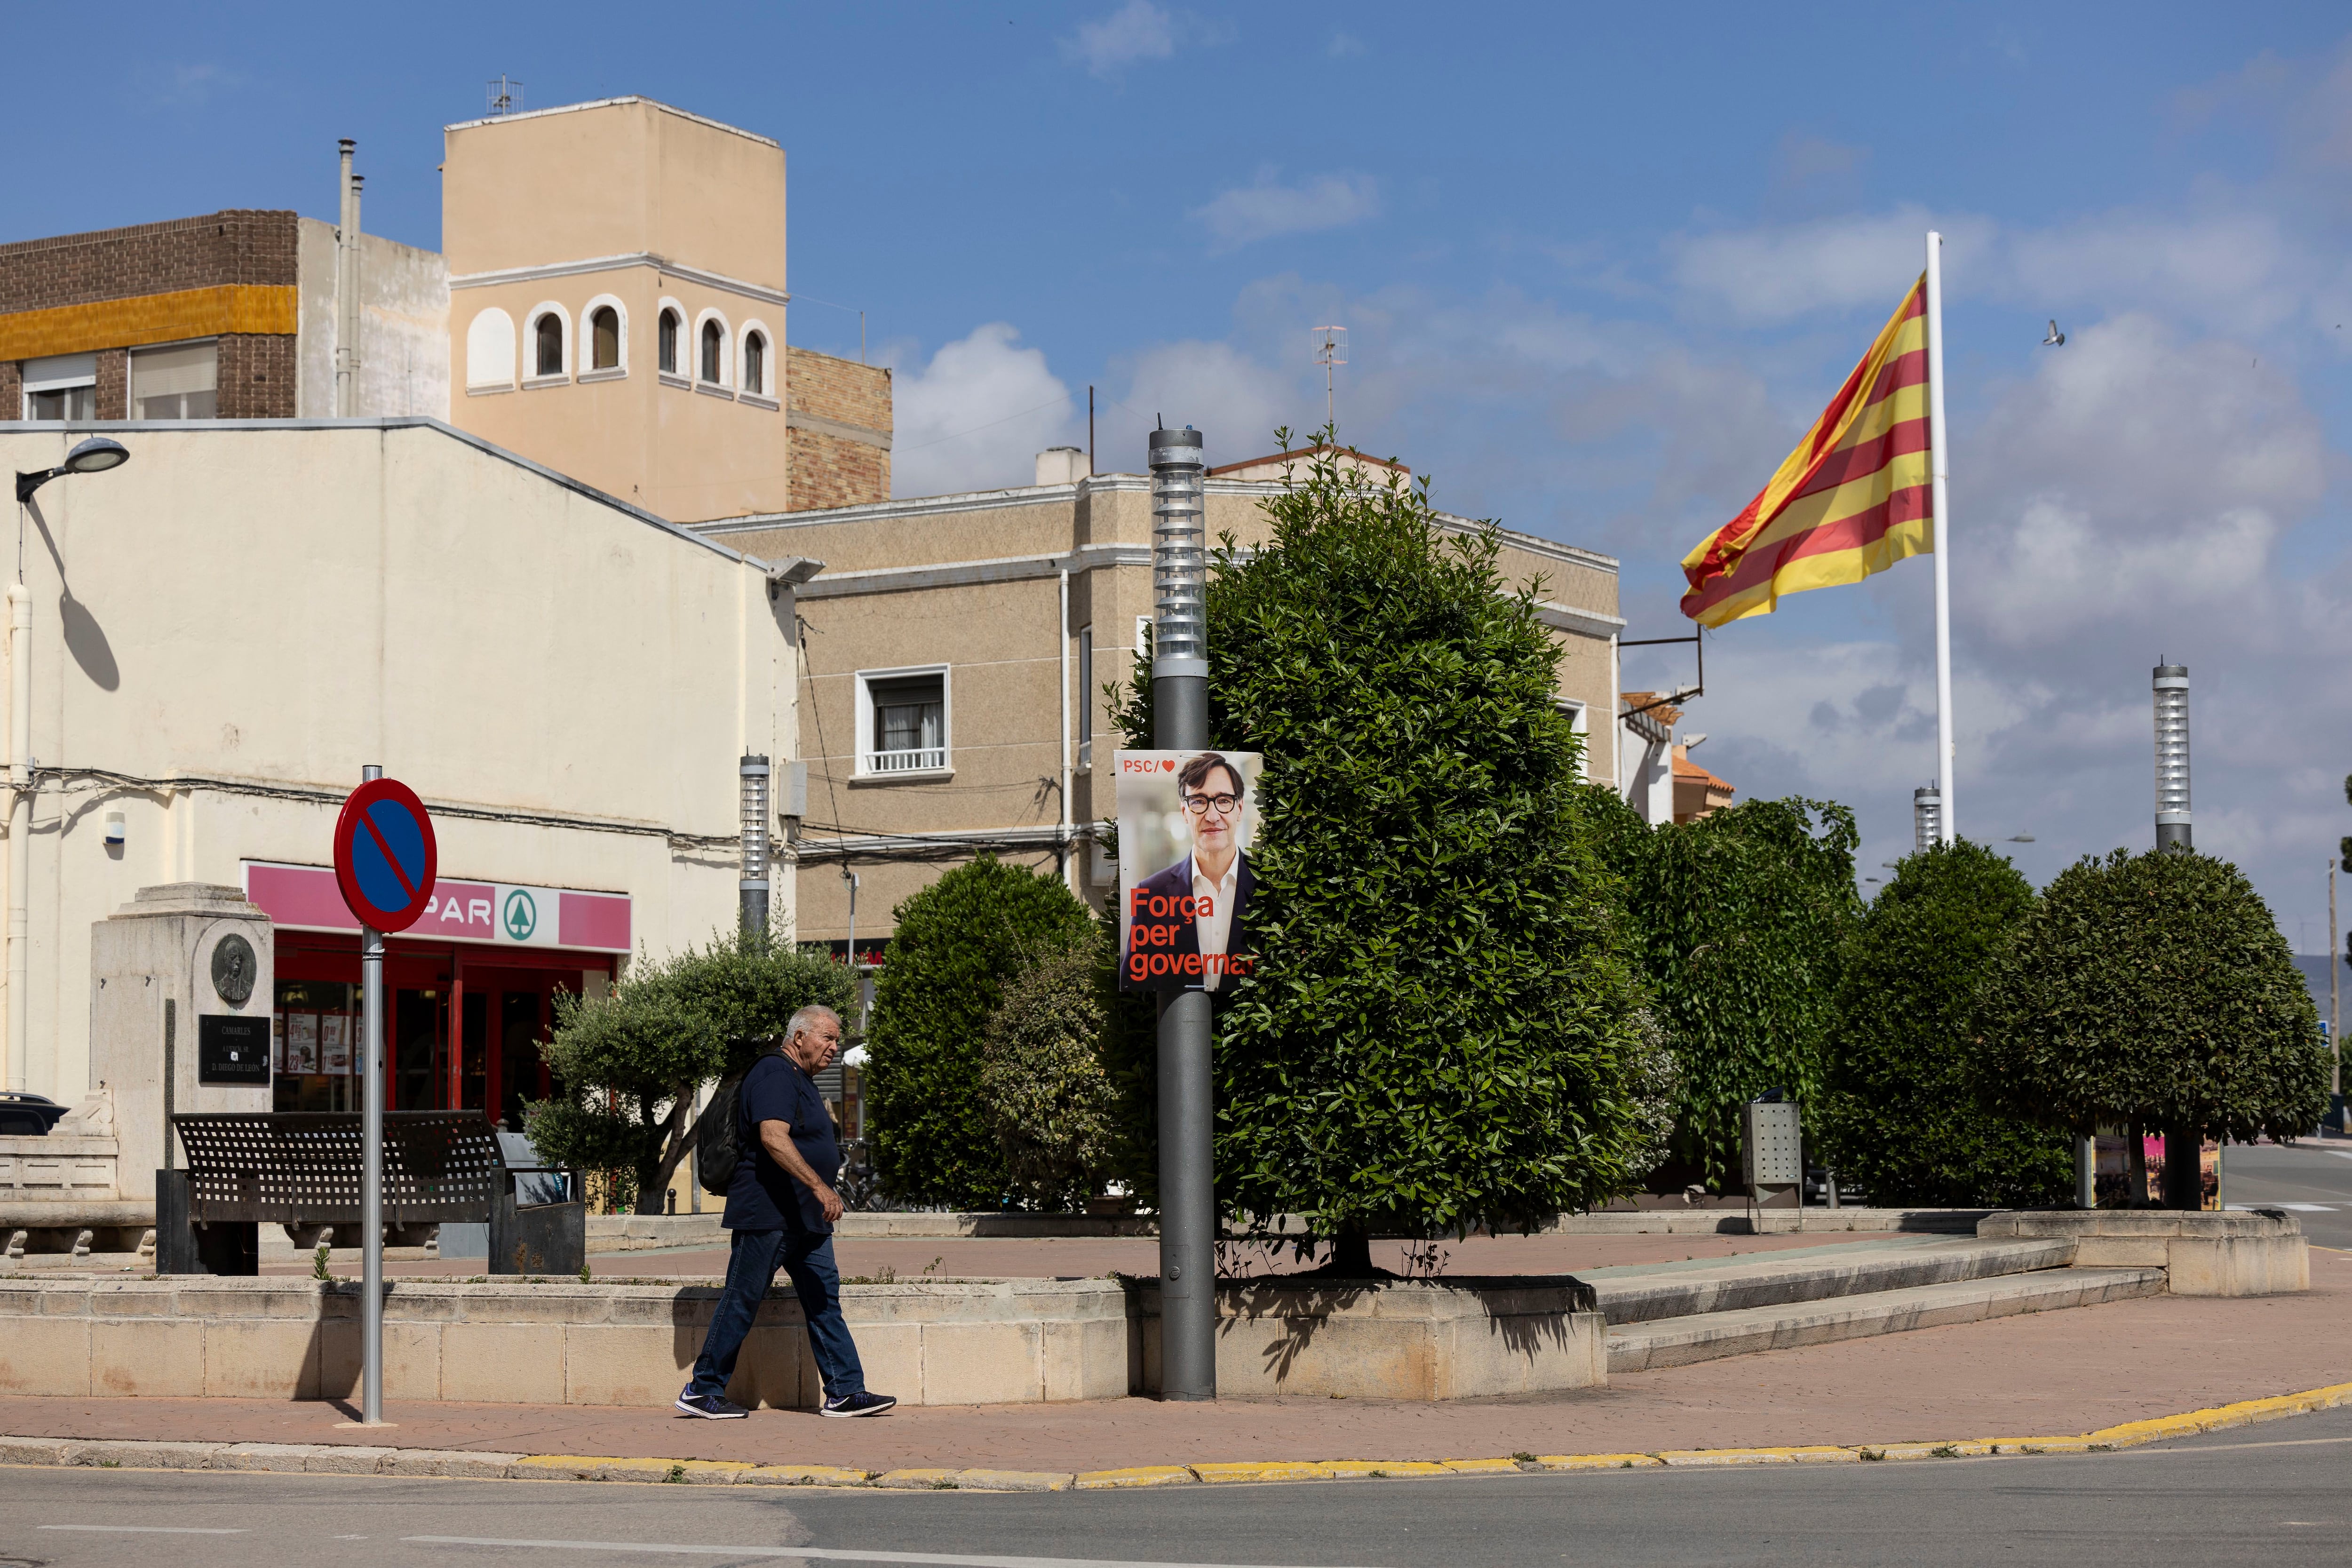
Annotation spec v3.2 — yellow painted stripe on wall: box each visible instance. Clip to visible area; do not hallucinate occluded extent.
[0,284,298,361]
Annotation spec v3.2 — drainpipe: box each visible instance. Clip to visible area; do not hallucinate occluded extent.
[5,581,25,1093]
[1058,567,1073,893]
[336,141,354,418]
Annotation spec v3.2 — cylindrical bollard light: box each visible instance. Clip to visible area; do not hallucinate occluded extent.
[1913,785,1942,856]
[1149,424,1216,1402]
[2154,663,2190,852]
[739,755,771,939]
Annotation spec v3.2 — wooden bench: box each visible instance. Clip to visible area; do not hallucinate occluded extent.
[157,1111,585,1276]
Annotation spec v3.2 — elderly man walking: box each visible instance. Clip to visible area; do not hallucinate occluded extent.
[676,1003,895,1419]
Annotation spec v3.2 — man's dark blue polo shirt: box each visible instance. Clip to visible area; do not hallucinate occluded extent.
[721,1053,840,1234]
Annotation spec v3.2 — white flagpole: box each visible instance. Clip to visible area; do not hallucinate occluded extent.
[1925,230,1955,845]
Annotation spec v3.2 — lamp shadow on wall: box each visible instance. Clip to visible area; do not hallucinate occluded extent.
[22,500,120,691]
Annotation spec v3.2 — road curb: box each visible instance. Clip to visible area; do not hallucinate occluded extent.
[2,1379,2347,1491]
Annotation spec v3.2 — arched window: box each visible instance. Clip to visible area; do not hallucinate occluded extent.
[700,319,724,384]
[658,309,680,374]
[589,306,620,371]
[742,332,766,396]
[534,313,564,377]
[464,307,516,390]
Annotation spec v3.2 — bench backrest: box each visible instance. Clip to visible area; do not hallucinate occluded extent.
[170,1111,508,1226]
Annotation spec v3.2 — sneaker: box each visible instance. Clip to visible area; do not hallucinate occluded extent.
[676,1388,750,1419]
[820,1390,897,1418]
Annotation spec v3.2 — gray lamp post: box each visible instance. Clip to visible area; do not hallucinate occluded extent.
[1148,423,1216,1402]
[1912,785,1941,855]
[739,755,770,939]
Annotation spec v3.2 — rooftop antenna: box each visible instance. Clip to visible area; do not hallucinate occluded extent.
[487,76,523,117]
[1312,325,1347,432]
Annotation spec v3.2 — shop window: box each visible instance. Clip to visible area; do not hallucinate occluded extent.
[272,979,360,1113]
[534,312,566,377]
[742,331,766,395]
[131,340,218,419]
[589,305,620,371]
[658,308,680,374]
[700,319,724,384]
[856,666,949,775]
[23,352,95,421]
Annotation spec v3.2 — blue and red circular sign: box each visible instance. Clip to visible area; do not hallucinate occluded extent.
[334,779,438,932]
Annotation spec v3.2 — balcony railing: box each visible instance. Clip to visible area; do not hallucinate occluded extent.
[866,747,947,775]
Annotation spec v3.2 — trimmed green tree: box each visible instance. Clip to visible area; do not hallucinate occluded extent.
[526,933,851,1215]
[978,931,1119,1210]
[1113,440,1654,1271]
[863,856,1097,1208]
[1593,788,1860,1187]
[1974,847,2332,1200]
[1813,840,2072,1206]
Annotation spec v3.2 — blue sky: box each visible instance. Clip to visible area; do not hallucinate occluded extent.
[14,3,2352,951]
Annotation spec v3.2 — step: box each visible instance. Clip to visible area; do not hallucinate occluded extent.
[1584,1236,2078,1325]
[1607,1266,2167,1373]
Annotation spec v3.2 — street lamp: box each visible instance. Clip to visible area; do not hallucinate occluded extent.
[14,436,130,503]
[7,436,129,1093]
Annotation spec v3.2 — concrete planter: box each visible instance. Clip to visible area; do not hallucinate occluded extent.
[0,1275,1129,1409]
[1134,1275,1606,1400]
[1978,1209,2308,1296]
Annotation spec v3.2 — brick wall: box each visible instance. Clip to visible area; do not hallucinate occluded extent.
[95,349,127,419]
[785,346,890,509]
[0,360,17,420]
[216,334,296,419]
[0,211,299,314]
[787,427,891,511]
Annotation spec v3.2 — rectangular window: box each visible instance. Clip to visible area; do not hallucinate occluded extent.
[131,340,218,420]
[1557,698,1590,782]
[23,351,96,421]
[855,666,950,776]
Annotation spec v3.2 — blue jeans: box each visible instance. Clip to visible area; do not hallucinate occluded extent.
[688,1228,866,1403]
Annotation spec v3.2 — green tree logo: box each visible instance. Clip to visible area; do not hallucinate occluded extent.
[502,889,538,941]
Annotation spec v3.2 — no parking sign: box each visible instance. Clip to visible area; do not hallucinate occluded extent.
[333,778,438,932]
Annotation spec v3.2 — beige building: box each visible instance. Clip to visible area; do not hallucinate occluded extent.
[697,448,1627,951]
[0,421,793,1130]
[0,97,890,527]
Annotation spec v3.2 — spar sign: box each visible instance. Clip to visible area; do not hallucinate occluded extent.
[332,778,438,932]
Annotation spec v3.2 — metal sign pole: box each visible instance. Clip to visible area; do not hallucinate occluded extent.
[359,763,384,1425]
[1148,425,1216,1401]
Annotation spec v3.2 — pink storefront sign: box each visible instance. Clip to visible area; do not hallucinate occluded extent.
[242,861,632,954]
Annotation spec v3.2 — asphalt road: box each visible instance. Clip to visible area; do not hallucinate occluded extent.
[6,1405,2351,1568]
[2222,1134,2352,1250]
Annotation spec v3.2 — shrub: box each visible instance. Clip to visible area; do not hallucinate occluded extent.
[1113,438,1653,1266]
[1598,791,1860,1187]
[527,932,851,1215]
[864,856,1097,1207]
[978,932,1119,1210]
[1814,841,2072,1206]
[1975,848,2331,1156]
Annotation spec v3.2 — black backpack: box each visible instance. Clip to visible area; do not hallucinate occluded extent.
[696,1040,782,1195]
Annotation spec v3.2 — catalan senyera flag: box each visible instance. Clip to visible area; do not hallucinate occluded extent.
[1679,277,1932,627]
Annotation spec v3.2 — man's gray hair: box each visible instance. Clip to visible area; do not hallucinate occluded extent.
[786,1003,841,1043]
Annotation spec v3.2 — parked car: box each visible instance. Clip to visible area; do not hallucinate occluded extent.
[0,1092,66,1137]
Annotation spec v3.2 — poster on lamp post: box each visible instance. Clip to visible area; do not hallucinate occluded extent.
[1114,749,1263,994]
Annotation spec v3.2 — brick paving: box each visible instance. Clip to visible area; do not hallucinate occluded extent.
[7,1252,2345,1473]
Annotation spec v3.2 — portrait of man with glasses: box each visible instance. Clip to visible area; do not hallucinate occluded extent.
[1120,750,1256,993]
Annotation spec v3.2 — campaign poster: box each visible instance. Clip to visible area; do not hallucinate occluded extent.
[321,1012,351,1075]
[1115,749,1263,994]
[287,1012,319,1075]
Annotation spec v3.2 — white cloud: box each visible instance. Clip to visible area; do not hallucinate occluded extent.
[888,324,1079,497]
[1327,32,1366,57]
[1669,206,1993,322]
[1061,0,1174,77]
[1193,167,1382,253]
[1105,340,1299,466]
